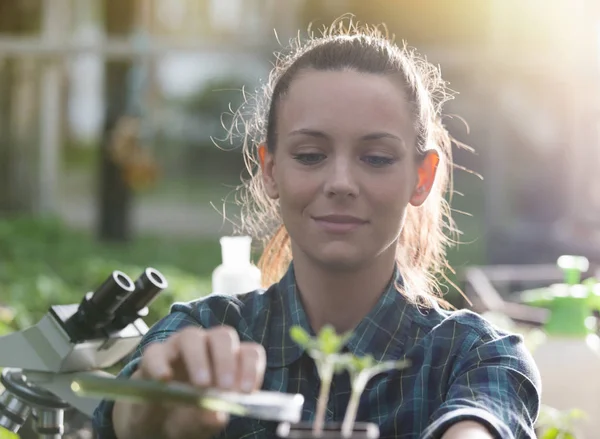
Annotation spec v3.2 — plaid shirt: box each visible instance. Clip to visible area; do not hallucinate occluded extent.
[93,264,541,439]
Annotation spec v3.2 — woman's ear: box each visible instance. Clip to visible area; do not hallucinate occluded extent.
[259,144,279,200]
[410,150,439,206]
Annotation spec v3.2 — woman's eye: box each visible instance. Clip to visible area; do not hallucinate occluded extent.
[363,155,396,167]
[293,153,326,165]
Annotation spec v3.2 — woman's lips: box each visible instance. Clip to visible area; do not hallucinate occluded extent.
[312,215,368,233]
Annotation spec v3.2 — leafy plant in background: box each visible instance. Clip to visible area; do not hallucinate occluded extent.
[290,325,411,438]
[535,406,586,439]
[0,217,218,335]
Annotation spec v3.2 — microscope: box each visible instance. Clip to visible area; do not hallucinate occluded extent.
[0,267,168,438]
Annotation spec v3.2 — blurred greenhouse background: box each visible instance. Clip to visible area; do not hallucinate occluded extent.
[1,0,600,437]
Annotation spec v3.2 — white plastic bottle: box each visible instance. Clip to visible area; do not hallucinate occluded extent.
[211,236,262,295]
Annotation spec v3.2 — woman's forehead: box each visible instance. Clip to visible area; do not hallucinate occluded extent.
[277,69,415,138]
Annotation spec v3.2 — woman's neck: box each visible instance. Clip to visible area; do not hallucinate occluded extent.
[291,246,397,334]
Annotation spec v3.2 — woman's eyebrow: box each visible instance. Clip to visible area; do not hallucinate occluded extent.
[288,129,405,145]
[360,132,405,144]
[287,128,329,140]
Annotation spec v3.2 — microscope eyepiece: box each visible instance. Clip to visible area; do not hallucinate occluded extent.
[89,271,136,316]
[57,268,167,341]
[129,267,168,312]
[64,271,136,341]
[110,268,168,330]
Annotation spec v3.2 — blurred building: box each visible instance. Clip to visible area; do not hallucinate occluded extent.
[0,0,599,263]
[321,0,600,265]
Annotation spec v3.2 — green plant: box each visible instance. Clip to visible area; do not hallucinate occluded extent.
[536,405,586,439]
[290,325,351,436]
[290,325,411,437]
[338,354,410,437]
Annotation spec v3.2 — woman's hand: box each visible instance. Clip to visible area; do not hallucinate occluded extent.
[113,325,266,439]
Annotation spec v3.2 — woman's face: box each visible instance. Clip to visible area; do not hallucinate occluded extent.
[262,69,437,271]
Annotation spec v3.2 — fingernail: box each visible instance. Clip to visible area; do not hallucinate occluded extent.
[241,380,253,392]
[219,374,234,389]
[195,370,210,386]
[156,367,171,381]
[215,411,229,424]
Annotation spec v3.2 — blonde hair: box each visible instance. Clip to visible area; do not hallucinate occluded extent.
[229,17,473,309]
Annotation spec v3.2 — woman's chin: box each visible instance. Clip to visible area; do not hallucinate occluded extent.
[312,245,369,271]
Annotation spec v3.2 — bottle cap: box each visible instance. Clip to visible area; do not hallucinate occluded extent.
[220,236,252,267]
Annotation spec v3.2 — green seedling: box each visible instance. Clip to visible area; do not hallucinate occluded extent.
[290,325,351,436]
[290,325,411,437]
[339,354,410,438]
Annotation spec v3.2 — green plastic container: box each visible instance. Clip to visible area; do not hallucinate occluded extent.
[520,255,597,337]
[519,255,600,439]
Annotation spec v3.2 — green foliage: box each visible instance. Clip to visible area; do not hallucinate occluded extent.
[290,324,352,435]
[339,353,410,387]
[0,428,19,439]
[338,352,411,436]
[290,324,411,435]
[536,406,586,439]
[290,324,352,360]
[540,429,575,439]
[0,217,220,333]
[289,325,312,347]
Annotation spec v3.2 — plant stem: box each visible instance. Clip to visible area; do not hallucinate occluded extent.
[314,361,334,436]
[341,360,410,437]
[341,372,369,437]
[341,388,361,438]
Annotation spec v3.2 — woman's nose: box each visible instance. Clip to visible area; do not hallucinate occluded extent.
[322,157,359,198]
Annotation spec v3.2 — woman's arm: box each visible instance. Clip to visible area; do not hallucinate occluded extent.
[421,326,541,439]
[441,421,494,439]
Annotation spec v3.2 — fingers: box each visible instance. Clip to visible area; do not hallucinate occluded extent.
[138,342,175,381]
[237,343,267,393]
[175,328,212,387]
[176,326,267,393]
[131,326,268,439]
[206,326,240,390]
[138,326,267,395]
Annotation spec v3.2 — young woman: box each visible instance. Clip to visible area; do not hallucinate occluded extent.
[93,20,541,439]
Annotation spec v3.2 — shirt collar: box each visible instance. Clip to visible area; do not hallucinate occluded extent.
[266,263,414,368]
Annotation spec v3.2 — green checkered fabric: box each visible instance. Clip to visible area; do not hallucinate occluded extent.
[93,263,540,438]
